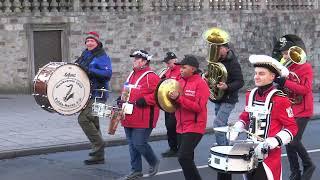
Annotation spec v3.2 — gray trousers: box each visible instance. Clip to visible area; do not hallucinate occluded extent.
[78,100,105,157]
[213,102,236,145]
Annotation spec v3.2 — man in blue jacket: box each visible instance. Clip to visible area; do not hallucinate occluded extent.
[75,31,112,165]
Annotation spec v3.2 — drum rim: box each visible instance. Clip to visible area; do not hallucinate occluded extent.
[208,165,256,174]
[210,148,254,160]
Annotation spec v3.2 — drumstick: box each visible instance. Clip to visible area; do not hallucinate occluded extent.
[242,130,264,142]
[227,123,264,142]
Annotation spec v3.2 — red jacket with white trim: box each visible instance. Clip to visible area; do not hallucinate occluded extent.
[121,67,160,128]
[239,86,298,180]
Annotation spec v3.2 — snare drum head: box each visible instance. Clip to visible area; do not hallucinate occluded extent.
[211,146,233,155]
[47,64,90,115]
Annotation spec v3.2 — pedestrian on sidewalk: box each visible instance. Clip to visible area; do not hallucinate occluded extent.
[275,35,316,180]
[75,31,112,165]
[168,55,210,180]
[120,50,160,180]
[159,52,181,158]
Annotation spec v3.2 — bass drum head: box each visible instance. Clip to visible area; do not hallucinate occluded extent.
[47,64,90,115]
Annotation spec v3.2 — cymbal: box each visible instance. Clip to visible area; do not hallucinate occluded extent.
[155,79,180,113]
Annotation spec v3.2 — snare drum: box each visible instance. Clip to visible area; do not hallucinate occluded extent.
[92,102,113,118]
[33,62,91,115]
[208,144,258,173]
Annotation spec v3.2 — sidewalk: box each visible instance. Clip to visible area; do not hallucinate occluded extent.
[0,93,319,159]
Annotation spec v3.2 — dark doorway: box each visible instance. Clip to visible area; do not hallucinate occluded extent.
[33,30,62,74]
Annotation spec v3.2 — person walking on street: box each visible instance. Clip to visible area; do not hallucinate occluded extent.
[75,31,112,165]
[120,50,161,180]
[228,55,298,180]
[275,35,316,180]
[168,55,210,180]
[211,43,244,180]
[159,52,181,157]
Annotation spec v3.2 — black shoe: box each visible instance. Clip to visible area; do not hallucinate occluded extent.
[83,156,105,165]
[88,150,104,156]
[301,164,316,180]
[289,171,301,180]
[161,149,177,157]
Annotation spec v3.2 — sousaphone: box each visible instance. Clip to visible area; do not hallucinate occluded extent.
[155,79,180,113]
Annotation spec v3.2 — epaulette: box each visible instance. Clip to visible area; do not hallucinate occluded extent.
[275,90,287,97]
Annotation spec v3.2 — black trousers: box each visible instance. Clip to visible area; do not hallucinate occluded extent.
[217,172,232,180]
[165,112,178,151]
[285,117,313,172]
[177,133,203,180]
[246,162,268,180]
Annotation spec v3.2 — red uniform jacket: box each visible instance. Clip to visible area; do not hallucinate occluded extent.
[121,67,160,128]
[161,65,181,80]
[284,63,313,118]
[239,86,298,180]
[175,74,210,134]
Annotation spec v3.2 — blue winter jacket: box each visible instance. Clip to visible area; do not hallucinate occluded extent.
[76,43,112,101]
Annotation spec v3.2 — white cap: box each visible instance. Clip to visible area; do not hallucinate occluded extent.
[249,55,289,77]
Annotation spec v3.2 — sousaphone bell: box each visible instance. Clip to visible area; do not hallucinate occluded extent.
[155,79,181,113]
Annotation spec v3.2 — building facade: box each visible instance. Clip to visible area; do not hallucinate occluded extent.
[0,0,319,93]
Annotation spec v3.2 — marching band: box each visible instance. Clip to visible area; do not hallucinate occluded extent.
[32,29,315,180]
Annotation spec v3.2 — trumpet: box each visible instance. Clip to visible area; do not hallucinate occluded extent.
[280,46,306,67]
[280,46,306,104]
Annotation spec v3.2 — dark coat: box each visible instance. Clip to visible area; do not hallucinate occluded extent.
[75,43,112,101]
[213,50,244,104]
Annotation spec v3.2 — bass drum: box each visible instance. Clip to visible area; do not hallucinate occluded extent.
[33,62,91,115]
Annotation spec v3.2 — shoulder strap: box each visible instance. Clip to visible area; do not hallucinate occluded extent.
[126,71,134,83]
[125,70,156,87]
[134,71,155,87]
[264,89,281,108]
[248,87,258,108]
[158,68,168,78]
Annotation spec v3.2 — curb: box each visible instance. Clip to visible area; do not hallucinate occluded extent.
[1,115,319,160]
[0,128,214,160]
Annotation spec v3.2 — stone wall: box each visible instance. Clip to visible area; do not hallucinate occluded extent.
[0,2,319,93]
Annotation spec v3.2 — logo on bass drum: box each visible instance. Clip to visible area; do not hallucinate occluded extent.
[52,78,86,112]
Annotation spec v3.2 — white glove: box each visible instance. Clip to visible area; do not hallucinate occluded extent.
[226,121,244,142]
[264,137,280,150]
[232,121,245,133]
[255,141,269,160]
[227,131,239,141]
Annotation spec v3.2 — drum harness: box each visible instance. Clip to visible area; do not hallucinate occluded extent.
[245,87,281,161]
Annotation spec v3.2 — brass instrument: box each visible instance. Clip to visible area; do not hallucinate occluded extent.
[155,79,180,113]
[281,46,307,104]
[280,46,306,67]
[203,27,229,101]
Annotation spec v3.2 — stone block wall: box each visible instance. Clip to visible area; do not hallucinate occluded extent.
[0,8,319,94]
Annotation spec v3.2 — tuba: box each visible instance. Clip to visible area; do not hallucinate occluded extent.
[280,46,307,104]
[203,27,229,101]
